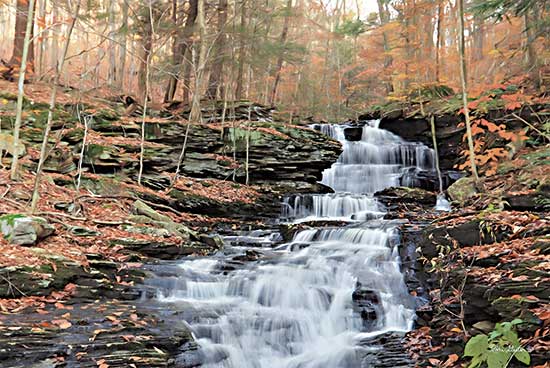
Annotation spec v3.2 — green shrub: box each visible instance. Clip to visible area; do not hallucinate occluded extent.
[464,319,530,368]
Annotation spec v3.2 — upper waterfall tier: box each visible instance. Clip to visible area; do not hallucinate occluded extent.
[311,121,436,194]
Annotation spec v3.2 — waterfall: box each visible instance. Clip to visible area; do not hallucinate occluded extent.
[316,121,435,195]
[153,120,427,367]
[282,193,385,222]
[158,226,414,368]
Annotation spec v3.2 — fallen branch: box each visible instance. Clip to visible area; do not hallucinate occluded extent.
[75,194,181,216]
[92,220,129,226]
[511,113,550,141]
[0,274,28,298]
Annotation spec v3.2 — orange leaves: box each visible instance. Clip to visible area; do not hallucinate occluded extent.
[457,116,528,175]
[501,93,528,111]
[478,118,503,133]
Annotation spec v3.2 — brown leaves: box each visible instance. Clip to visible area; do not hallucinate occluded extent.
[51,318,72,330]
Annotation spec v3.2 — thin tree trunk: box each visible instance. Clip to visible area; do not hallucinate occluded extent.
[377,0,393,94]
[37,0,47,76]
[117,0,129,89]
[10,0,36,181]
[138,2,155,186]
[458,0,479,181]
[108,0,116,85]
[430,116,444,193]
[269,0,292,106]
[235,0,247,101]
[50,2,59,70]
[31,0,81,212]
[435,1,443,82]
[524,12,540,89]
[206,0,228,99]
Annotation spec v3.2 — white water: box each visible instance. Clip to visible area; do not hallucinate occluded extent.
[285,121,436,221]
[158,120,428,367]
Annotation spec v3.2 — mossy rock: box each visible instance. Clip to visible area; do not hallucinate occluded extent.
[0,215,55,245]
[447,177,478,205]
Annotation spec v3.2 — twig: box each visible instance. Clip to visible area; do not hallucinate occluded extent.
[0,274,27,298]
[37,212,87,221]
[1,184,10,198]
[511,113,549,141]
[0,197,25,210]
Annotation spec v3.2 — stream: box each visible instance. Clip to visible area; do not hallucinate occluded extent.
[146,120,438,367]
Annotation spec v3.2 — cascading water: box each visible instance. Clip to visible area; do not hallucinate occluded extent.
[154,120,432,367]
[285,121,436,221]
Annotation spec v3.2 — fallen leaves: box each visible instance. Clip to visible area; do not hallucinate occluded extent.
[51,318,72,330]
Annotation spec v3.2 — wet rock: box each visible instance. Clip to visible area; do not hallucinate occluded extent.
[198,234,224,250]
[358,332,415,367]
[233,250,263,262]
[343,126,363,141]
[279,223,306,242]
[375,187,437,207]
[352,285,380,329]
[0,215,55,245]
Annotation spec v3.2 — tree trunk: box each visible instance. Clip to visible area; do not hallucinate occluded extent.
[524,12,540,89]
[164,0,199,102]
[458,0,479,181]
[117,0,129,89]
[31,0,81,212]
[435,1,443,82]
[108,0,117,85]
[138,3,155,186]
[377,0,393,94]
[189,0,208,123]
[269,0,292,106]
[206,0,228,99]
[37,0,47,76]
[472,13,484,62]
[10,0,36,180]
[10,0,36,76]
[235,0,247,101]
[138,26,153,102]
[50,2,59,70]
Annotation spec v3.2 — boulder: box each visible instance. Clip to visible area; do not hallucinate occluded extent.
[0,215,55,245]
[447,177,478,205]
